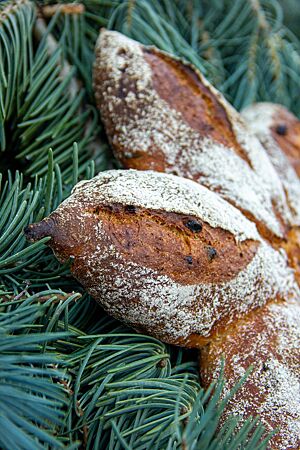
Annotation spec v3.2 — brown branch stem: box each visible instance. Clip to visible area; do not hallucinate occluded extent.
[41,3,85,18]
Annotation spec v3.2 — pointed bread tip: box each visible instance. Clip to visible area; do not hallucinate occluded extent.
[24,218,54,242]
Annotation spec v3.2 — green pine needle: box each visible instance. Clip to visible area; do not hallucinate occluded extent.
[0,292,74,450]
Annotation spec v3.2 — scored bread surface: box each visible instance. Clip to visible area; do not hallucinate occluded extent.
[25,170,299,345]
[94,30,297,239]
[24,30,300,449]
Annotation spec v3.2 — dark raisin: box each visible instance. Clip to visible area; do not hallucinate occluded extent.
[185,220,202,232]
[125,205,136,213]
[262,362,269,372]
[185,255,193,265]
[275,124,288,135]
[207,246,218,261]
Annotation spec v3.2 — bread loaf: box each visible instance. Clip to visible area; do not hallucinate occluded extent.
[93,30,298,241]
[24,31,300,449]
[242,103,300,282]
[25,169,300,448]
[24,170,299,347]
[200,300,300,450]
[243,103,300,178]
[92,35,300,447]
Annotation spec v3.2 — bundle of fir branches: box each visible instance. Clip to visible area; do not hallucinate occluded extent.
[1,1,299,448]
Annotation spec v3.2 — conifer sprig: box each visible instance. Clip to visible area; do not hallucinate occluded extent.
[1,0,298,448]
[0,292,73,450]
[38,0,300,114]
[0,0,102,178]
[1,289,272,449]
[0,147,96,292]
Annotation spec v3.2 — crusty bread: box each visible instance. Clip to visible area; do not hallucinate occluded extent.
[200,300,300,450]
[93,30,300,283]
[93,30,298,241]
[24,31,300,449]
[24,170,298,347]
[25,169,300,448]
[242,103,300,283]
[242,103,300,220]
[243,102,300,179]
[92,35,300,446]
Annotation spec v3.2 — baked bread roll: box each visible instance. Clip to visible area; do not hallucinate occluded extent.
[93,30,298,241]
[242,103,300,178]
[242,103,300,282]
[200,299,300,450]
[24,170,298,346]
[93,30,300,286]
[92,35,300,446]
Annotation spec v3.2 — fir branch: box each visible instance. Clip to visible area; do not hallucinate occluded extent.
[0,292,74,450]
[33,14,80,100]
[41,0,300,114]
[42,3,85,17]
[208,0,300,111]
[0,243,272,450]
[42,299,270,450]
[2,290,81,303]
[0,0,102,177]
[0,146,95,292]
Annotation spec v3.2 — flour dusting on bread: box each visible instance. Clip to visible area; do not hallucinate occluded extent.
[204,301,300,449]
[243,102,300,224]
[72,169,259,242]
[94,30,294,237]
[80,236,298,342]
[33,170,299,344]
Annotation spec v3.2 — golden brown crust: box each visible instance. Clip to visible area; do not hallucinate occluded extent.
[143,49,251,166]
[24,170,299,347]
[279,228,300,285]
[270,108,300,177]
[93,43,169,173]
[93,30,295,242]
[242,103,300,216]
[242,102,300,284]
[90,204,258,285]
[199,300,300,449]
